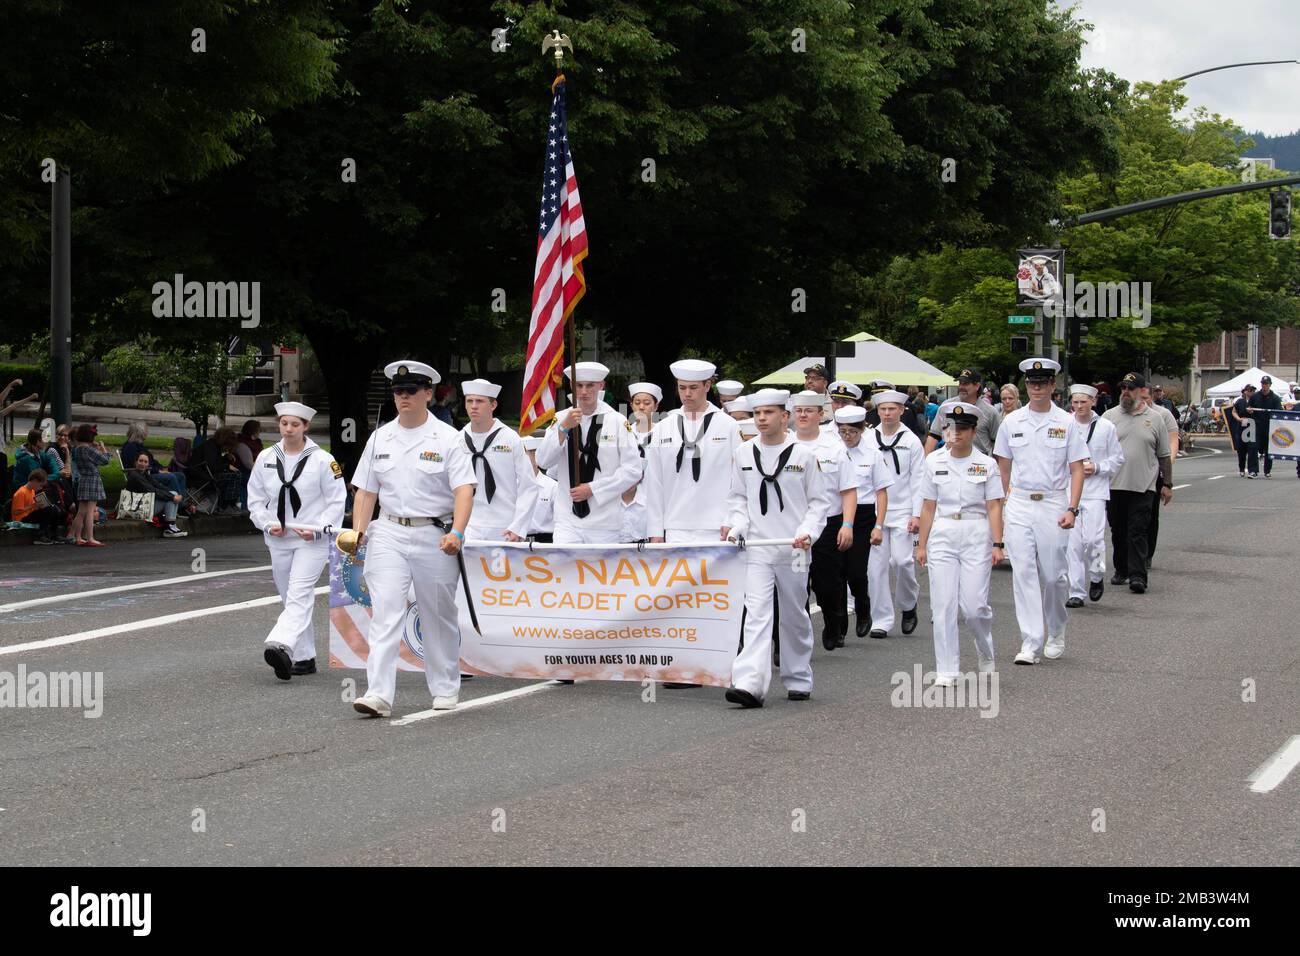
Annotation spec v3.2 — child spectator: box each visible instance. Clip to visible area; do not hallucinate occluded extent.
[71,424,111,546]
[12,469,67,544]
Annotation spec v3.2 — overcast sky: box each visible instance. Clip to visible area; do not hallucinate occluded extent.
[1065,0,1299,136]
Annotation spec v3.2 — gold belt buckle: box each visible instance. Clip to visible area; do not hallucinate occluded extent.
[952,513,962,520]
[1030,492,1044,501]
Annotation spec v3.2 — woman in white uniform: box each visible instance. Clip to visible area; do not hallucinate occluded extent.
[247,402,347,680]
[915,400,1006,687]
[621,382,660,542]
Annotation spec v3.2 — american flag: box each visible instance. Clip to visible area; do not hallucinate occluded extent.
[520,73,587,435]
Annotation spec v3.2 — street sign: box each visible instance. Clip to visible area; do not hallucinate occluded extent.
[1008,315,1035,325]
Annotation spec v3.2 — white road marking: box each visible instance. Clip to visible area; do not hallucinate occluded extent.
[1172,484,1190,490]
[1207,475,1224,480]
[390,681,560,726]
[0,565,274,614]
[0,587,326,658]
[1248,735,1300,793]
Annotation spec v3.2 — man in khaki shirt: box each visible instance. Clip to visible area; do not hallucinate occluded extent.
[1102,373,1172,594]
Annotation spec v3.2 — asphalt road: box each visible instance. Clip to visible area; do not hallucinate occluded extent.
[1,445,1296,866]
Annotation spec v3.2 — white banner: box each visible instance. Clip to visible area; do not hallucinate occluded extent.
[329,541,749,687]
[1267,410,1300,461]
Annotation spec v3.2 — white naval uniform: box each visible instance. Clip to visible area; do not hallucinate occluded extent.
[247,438,347,662]
[867,424,924,633]
[620,427,654,542]
[351,413,476,706]
[1067,413,1124,600]
[917,447,1005,679]
[644,407,741,542]
[724,438,829,702]
[536,402,642,544]
[460,419,539,542]
[529,471,558,537]
[992,405,1090,657]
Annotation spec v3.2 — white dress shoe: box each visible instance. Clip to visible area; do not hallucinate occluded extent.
[353,694,392,717]
[432,694,458,711]
[1043,635,1065,660]
[1013,650,1039,665]
[978,656,996,673]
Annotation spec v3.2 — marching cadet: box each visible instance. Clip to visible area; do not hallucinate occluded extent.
[914,400,1006,685]
[521,435,557,542]
[738,418,760,441]
[829,381,863,414]
[347,361,476,717]
[791,390,858,650]
[723,388,830,707]
[1065,384,1123,607]
[992,357,1089,665]
[459,379,539,543]
[926,369,999,455]
[716,379,745,406]
[536,361,643,544]
[622,382,661,543]
[833,405,891,639]
[249,401,347,680]
[864,389,925,638]
[724,397,753,421]
[864,380,927,438]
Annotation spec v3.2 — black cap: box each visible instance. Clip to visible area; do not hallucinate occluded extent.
[957,368,983,384]
[1261,375,1272,384]
[1120,372,1145,389]
[803,363,829,380]
[1243,384,1257,392]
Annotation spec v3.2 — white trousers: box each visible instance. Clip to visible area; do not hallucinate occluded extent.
[927,518,994,679]
[1004,493,1069,655]
[362,520,463,705]
[731,558,813,701]
[554,522,623,544]
[1066,498,1108,599]
[666,528,723,543]
[466,524,509,545]
[868,525,919,631]
[264,538,330,662]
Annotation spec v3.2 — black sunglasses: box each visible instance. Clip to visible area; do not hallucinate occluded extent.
[391,385,422,397]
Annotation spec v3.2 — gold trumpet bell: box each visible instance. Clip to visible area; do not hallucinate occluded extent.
[336,529,362,555]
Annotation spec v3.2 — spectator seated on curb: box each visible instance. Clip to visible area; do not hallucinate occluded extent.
[121,422,187,496]
[187,427,244,515]
[11,468,69,545]
[12,428,63,488]
[125,453,188,537]
[233,419,262,509]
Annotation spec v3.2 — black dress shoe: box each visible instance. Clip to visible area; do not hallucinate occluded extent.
[834,631,846,648]
[290,658,317,675]
[856,617,871,638]
[822,625,838,651]
[1065,597,1085,609]
[1129,580,1146,594]
[1111,572,1128,585]
[869,629,888,639]
[900,608,919,634]
[787,690,811,701]
[1089,580,1104,602]
[724,687,763,708]
[662,682,700,689]
[264,645,292,681]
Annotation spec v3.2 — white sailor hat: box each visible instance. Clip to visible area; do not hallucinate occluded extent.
[461,378,502,399]
[1019,357,1060,380]
[790,389,828,409]
[521,435,543,452]
[274,401,316,422]
[834,406,867,425]
[1069,384,1098,399]
[628,382,663,403]
[564,361,610,383]
[716,379,744,397]
[384,360,439,387]
[724,397,751,413]
[669,358,717,381]
[872,389,909,406]
[1029,254,1052,265]
[936,399,979,426]
[829,380,863,401]
[738,418,760,438]
[749,388,790,410]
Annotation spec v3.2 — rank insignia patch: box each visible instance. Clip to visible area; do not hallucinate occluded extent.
[330,461,344,479]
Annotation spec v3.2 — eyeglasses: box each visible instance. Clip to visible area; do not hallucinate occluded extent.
[391,386,421,397]
[1119,385,1139,391]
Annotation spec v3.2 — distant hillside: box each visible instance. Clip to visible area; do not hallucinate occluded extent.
[1241,130,1300,173]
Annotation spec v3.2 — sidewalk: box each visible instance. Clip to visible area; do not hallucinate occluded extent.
[4,400,332,439]
[1,512,260,547]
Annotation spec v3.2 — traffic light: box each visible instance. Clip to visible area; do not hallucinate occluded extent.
[1010,335,1029,354]
[1270,189,1292,240]
[1066,315,1090,354]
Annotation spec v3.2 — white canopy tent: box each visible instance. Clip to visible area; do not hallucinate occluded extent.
[1206,367,1298,399]
[752,332,958,390]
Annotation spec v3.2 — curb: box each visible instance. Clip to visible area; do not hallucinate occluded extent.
[1,513,259,547]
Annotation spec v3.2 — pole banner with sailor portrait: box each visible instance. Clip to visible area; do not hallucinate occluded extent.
[1016,247,1065,310]
[329,541,750,687]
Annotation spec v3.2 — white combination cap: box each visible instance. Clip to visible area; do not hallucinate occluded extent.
[872,389,909,406]
[461,378,501,399]
[564,361,611,383]
[1069,384,1098,399]
[790,389,827,409]
[828,380,863,401]
[1019,357,1061,378]
[627,382,663,403]
[834,406,867,424]
[384,360,439,386]
[275,401,316,422]
[669,359,717,381]
[716,379,744,397]
[749,388,791,410]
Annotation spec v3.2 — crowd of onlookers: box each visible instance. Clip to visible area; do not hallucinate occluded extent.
[3,378,272,546]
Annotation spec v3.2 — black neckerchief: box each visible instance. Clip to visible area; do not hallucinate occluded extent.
[568,414,603,518]
[876,427,903,474]
[1086,418,1098,445]
[753,442,795,515]
[275,446,312,529]
[676,411,715,481]
[464,426,503,503]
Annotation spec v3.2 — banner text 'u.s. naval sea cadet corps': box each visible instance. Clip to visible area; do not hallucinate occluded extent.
[346,360,476,718]
[723,389,829,709]
[1065,384,1124,607]
[914,400,1006,685]
[864,389,925,638]
[832,404,892,641]
[536,361,642,544]
[992,357,1089,665]
[247,401,347,680]
[459,378,540,544]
